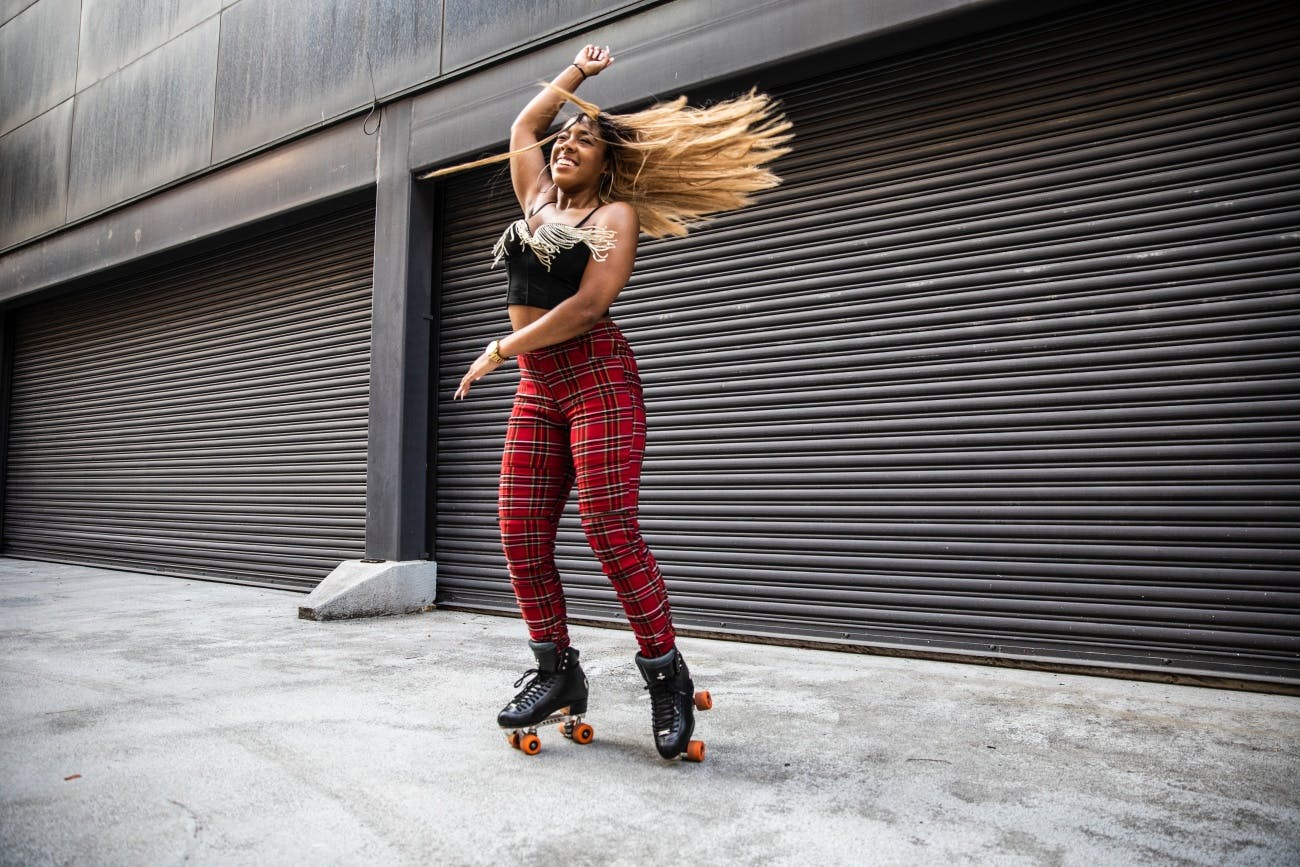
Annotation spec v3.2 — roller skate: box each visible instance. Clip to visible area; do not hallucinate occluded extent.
[499,640,592,756]
[636,647,713,762]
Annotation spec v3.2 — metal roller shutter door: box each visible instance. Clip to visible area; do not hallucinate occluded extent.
[433,0,1300,683]
[3,205,375,589]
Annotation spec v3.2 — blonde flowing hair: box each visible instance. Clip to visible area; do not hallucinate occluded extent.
[423,84,792,238]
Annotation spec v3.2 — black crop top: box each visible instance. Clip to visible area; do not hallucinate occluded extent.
[492,206,617,309]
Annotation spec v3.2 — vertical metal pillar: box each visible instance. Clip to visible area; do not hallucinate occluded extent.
[365,101,435,562]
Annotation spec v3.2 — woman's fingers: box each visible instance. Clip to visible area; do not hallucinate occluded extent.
[453,353,504,400]
[454,360,479,400]
[575,44,614,72]
[456,367,482,399]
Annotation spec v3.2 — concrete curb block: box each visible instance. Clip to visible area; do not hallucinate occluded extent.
[297,559,437,620]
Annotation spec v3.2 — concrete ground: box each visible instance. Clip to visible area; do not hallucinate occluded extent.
[0,559,1297,867]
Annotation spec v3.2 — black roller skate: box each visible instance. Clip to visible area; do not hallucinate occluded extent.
[499,641,592,756]
[636,647,713,762]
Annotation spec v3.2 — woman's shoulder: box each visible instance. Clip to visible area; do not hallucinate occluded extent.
[591,200,637,231]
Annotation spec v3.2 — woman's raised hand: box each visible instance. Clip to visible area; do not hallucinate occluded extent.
[573,44,614,78]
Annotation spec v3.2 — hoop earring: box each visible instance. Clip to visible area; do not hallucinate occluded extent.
[599,171,614,201]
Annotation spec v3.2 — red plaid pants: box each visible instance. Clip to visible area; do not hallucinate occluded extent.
[498,320,675,657]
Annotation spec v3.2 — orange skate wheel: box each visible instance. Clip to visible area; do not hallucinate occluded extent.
[519,733,542,756]
[507,731,521,750]
[685,740,706,762]
[572,723,595,745]
[694,690,713,711]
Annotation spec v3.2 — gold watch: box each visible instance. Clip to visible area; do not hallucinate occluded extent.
[486,339,507,365]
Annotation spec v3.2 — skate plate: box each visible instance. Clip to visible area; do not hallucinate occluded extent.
[502,708,593,756]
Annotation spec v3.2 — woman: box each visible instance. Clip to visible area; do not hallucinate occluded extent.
[445,44,790,760]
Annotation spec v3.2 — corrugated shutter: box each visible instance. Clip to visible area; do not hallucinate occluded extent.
[433,0,1300,682]
[3,204,374,589]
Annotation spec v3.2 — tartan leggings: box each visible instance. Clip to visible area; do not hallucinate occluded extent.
[498,320,676,657]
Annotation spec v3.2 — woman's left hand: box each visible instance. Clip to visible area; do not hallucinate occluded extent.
[573,44,614,78]
[454,351,504,400]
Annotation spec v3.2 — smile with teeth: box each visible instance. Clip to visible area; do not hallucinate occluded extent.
[555,156,577,168]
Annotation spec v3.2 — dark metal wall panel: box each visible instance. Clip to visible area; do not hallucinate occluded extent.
[0,0,37,26]
[75,0,220,91]
[441,0,638,70]
[0,121,378,303]
[211,0,443,162]
[66,15,219,223]
[431,0,1300,683]
[365,0,445,97]
[0,99,71,246]
[3,206,375,589]
[0,0,78,136]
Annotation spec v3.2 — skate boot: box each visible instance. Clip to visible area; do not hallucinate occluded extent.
[498,641,592,755]
[636,647,712,762]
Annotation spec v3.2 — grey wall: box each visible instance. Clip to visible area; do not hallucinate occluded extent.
[0,0,78,244]
[1,0,1027,296]
[409,0,983,173]
[0,0,657,254]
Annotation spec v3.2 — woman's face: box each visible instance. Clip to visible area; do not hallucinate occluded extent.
[550,118,608,190]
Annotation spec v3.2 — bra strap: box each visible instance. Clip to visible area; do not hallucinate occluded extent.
[574,205,602,227]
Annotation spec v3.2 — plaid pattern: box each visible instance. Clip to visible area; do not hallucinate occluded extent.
[498,321,676,657]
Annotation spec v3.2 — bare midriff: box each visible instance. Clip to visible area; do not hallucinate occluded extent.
[507,305,613,334]
[508,305,550,330]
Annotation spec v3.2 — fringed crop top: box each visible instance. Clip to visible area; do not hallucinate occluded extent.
[492,206,617,310]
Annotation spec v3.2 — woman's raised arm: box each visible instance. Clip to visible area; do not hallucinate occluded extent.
[508,45,613,211]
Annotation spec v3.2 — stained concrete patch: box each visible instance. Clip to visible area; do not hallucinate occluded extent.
[0,558,1297,866]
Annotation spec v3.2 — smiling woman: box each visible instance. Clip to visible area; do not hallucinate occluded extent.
[427,44,789,762]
